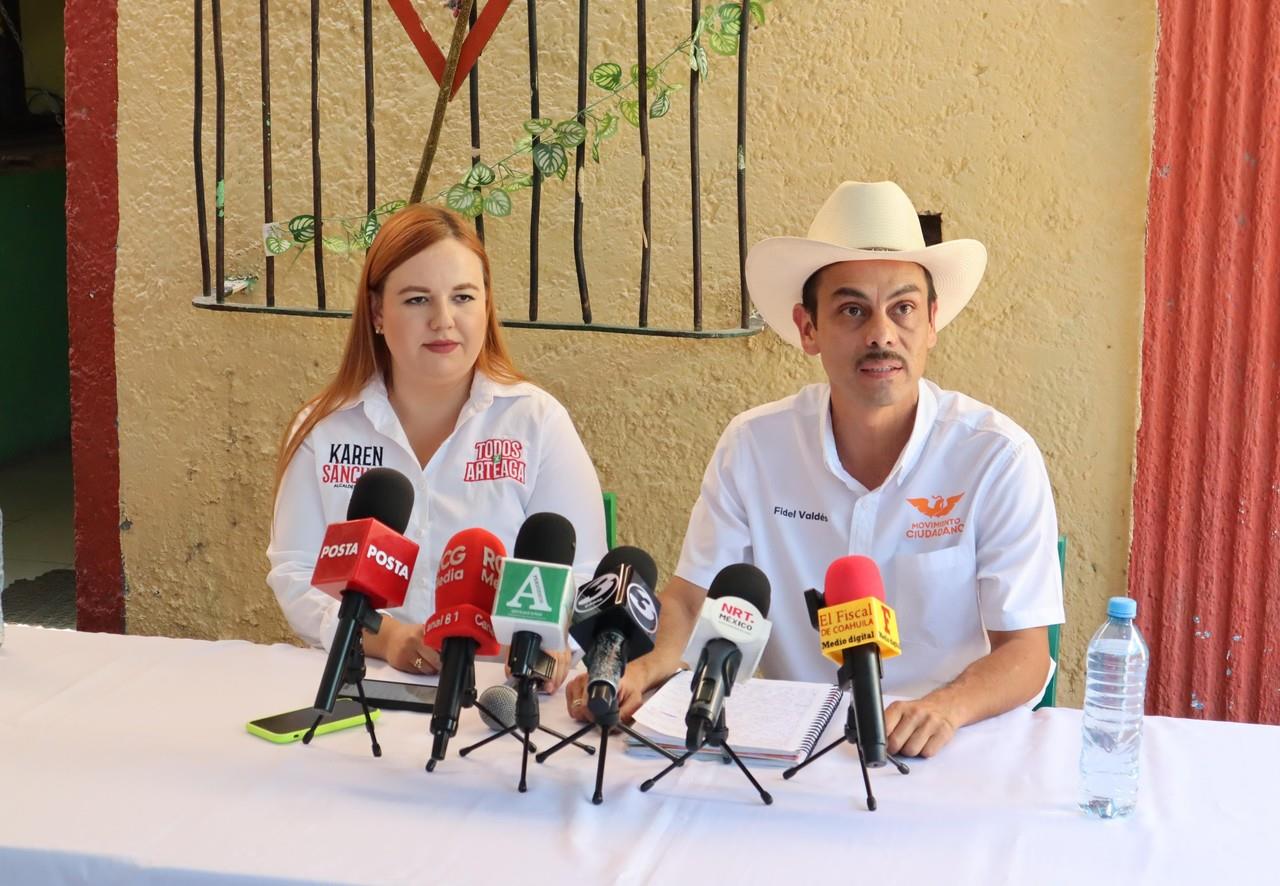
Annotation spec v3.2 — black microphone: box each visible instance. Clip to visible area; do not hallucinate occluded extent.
[500,513,576,687]
[500,512,576,734]
[346,466,415,529]
[683,564,772,751]
[568,546,661,720]
[515,512,576,563]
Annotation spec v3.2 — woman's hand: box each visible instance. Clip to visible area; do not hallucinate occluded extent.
[563,657,651,722]
[364,617,440,675]
[503,648,574,693]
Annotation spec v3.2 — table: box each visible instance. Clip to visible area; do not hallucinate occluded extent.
[1,625,1275,884]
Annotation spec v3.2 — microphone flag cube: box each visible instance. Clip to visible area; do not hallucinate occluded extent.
[817,597,901,663]
[493,558,574,630]
[310,518,419,610]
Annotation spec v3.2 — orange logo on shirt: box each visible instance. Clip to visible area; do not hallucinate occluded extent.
[907,494,964,517]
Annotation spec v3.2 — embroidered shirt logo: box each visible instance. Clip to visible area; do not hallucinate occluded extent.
[322,442,385,487]
[772,506,830,523]
[907,494,964,517]
[463,438,527,484]
[906,493,966,539]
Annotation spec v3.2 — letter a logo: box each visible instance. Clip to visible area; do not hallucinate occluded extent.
[508,567,552,612]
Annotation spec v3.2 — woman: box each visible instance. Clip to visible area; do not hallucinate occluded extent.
[267,204,606,686]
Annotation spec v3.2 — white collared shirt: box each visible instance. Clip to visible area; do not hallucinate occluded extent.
[675,379,1064,698]
[267,372,607,650]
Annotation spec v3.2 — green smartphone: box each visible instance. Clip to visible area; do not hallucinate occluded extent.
[246,698,381,744]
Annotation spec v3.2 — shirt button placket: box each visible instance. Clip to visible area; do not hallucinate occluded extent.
[414,457,430,549]
[850,493,876,554]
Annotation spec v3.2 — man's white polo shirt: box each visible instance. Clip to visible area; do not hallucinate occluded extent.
[675,379,1064,698]
[267,371,607,650]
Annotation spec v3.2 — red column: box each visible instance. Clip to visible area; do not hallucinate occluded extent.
[1131,0,1280,723]
[65,0,124,632]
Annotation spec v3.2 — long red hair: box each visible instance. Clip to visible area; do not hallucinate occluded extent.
[274,204,522,493]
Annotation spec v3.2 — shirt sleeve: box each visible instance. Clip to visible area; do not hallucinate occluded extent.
[974,438,1066,633]
[524,402,608,588]
[674,420,753,592]
[266,432,342,650]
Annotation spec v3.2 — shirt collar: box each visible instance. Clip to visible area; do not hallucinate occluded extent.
[819,378,938,492]
[895,379,938,482]
[352,370,529,442]
[353,374,408,455]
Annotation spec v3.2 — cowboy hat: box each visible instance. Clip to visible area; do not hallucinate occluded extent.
[745,181,987,348]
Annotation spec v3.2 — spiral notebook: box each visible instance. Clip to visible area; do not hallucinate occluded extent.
[628,676,843,765]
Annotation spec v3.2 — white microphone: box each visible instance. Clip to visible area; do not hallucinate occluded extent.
[681,564,772,749]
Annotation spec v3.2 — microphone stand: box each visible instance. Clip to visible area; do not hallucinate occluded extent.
[781,690,910,811]
[427,660,538,772]
[302,594,382,757]
[459,674,596,792]
[535,696,678,806]
[639,708,773,805]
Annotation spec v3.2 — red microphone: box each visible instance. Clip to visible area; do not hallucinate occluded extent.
[821,555,900,662]
[423,528,504,655]
[824,555,885,605]
[819,555,898,767]
[424,528,506,769]
[309,468,419,718]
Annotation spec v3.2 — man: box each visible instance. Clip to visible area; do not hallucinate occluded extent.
[565,181,1064,758]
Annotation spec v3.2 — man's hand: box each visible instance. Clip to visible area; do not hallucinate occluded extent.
[561,575,707,723]
[563,660,651,723]
[364,617,440,675]
[880,626,1051,757]
[884,696,959,758]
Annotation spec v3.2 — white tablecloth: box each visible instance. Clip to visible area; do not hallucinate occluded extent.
[1,625,1276,885]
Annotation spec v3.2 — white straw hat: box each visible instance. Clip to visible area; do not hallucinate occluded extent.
[745,181,988,348]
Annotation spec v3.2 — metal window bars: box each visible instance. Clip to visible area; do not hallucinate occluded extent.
[191,0,763,339]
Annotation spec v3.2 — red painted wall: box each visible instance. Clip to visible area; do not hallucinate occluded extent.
[1131,0,1280,722]
[65,0,124,632]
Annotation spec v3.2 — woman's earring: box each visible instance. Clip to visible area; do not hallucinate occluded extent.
[375,325,383,335]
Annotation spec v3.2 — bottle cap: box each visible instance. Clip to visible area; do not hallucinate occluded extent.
[1107,596,1137,619]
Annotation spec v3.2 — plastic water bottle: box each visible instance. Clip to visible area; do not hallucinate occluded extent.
[1079,596,1149,818]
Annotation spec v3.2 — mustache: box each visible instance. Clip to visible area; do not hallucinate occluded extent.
[858,349,906,368]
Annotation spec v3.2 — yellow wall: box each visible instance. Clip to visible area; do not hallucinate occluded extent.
[114,1,1155,705]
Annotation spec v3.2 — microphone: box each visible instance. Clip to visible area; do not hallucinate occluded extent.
[491,513,577,691]
[568,546,661,721]
[476,684,519,732]
[815,556,901,767]
[537,547,678,803]
[461,517,598,785]
[423,527,505,769]
[309,468,419,714]
[681,564,772,751]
